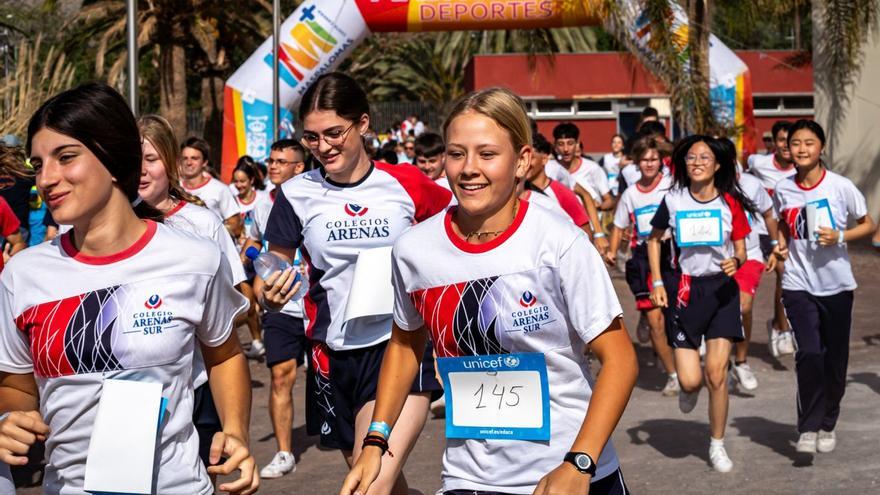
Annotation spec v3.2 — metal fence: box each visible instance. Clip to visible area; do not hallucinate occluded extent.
[370,101,444,136]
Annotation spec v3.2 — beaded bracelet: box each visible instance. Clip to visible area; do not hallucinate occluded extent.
[363,434,394,457]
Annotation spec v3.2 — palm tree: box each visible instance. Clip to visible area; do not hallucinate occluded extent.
[0,35,76,138]
[65,0,272,144]
[346,27,603,108]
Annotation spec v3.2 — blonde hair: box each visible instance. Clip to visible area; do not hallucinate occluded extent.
[136,114,205,207]
[442,87,532,152]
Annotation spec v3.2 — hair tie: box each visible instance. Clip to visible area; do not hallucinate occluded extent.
[131,196,144,208]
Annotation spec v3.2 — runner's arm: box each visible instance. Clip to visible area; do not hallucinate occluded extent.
[340,323,426,495]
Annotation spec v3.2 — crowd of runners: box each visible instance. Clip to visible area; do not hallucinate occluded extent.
[0,73,875,495]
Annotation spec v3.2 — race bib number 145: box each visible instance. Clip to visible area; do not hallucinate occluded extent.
[437,353,551,441]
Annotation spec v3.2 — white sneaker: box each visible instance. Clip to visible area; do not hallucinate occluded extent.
[260,451,295,479]
[767,321,783,357]
[731,362,758,391]
[817,430,836,453]
[636,314,651,344]
[709,443,733,473]
[662,374,680,397]
[796,432,817,453]
[244,339,266,359]
[777,331,795,356]
[679,388,699,413]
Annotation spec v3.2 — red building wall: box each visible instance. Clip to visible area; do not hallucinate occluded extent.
[467,51,813,155]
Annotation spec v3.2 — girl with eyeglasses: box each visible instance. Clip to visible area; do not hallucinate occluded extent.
[260,72,451,494]
[772,120,875,454]
[647,135,755,473]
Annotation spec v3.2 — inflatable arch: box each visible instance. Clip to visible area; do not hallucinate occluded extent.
[221,0,754,180]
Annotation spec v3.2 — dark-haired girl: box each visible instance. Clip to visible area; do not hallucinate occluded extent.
[261,72,451,494]
[648,135,753,473]
[232,156,270,358]
[773,120,875,454]
[0,83,257,494]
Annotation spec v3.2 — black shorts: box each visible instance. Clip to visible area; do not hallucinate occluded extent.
[263,312,308,368]
[669,272,744,350]
[443,467,629,495]
[192,383,222,468]
[305,339,442,451]
[625,242,674,309]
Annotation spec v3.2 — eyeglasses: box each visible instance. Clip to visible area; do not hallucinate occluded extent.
[404,145,414,150]
[301,122,357,148]
[266,158,302,166]
[685,154,714,164]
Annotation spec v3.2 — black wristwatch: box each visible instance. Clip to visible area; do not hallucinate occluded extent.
[564,451,596,476]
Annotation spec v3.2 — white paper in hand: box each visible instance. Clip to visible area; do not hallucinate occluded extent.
[343,246,394,323]
[83,379,163,494]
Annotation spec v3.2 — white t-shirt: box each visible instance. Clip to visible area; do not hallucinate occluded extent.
[738,173,775,261]
[165,201,247,286]
[264,162,452,351]
[164,201,248,388]
[601,153,622,195]
[613,175,672,247]
[247,190,304,319]
[435,176,451,191]
[520,189,569,220]
[544,159,599,202]
[392,201,622,493]
[619,163,642,189]
[236,189,271,246]
[182,176,241,221]
[747,153,797,194]
[0,222,247,494]
[651,187,751,276]
[773,169,868,295]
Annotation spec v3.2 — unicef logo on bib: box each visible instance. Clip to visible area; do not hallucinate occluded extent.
[503,355,520,368]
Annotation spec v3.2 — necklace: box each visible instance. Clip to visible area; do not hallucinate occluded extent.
[463,201,518,241]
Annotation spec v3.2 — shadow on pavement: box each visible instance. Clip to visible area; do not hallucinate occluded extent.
[730,416,814,467]
[860,333,880,346]
[633,344,669,393]
[848,372,880,395]
[626,419,710,463]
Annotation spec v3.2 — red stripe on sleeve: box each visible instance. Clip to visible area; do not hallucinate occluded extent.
[0,197,20,237]
[548,180,589,226]
[723,193,751,241]
[374,162,452,222]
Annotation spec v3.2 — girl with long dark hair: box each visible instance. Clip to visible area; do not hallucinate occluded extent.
[0,83,257,494]
[647,134,753,473]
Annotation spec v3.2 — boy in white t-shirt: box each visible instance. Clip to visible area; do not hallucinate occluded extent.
[180,136,242,239]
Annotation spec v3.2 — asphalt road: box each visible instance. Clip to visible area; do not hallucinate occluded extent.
[14,244,880,494]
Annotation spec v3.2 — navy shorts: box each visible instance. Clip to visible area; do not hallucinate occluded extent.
[306,339,442,451]
[192,383,222,468]
[668,272,744,349]
[625,242,675,310]
[443,467,629,495]
[759,234,774,261]
[263,312,308,368]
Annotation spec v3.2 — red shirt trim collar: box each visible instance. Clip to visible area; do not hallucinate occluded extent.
[183,176,211,191]
[444,200,529,254]
[636,174,663,193]
[61,220,157,265]
[795,168,826,191]
[166,200,187,217]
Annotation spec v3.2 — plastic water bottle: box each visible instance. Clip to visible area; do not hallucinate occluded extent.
[245,247,308,301]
